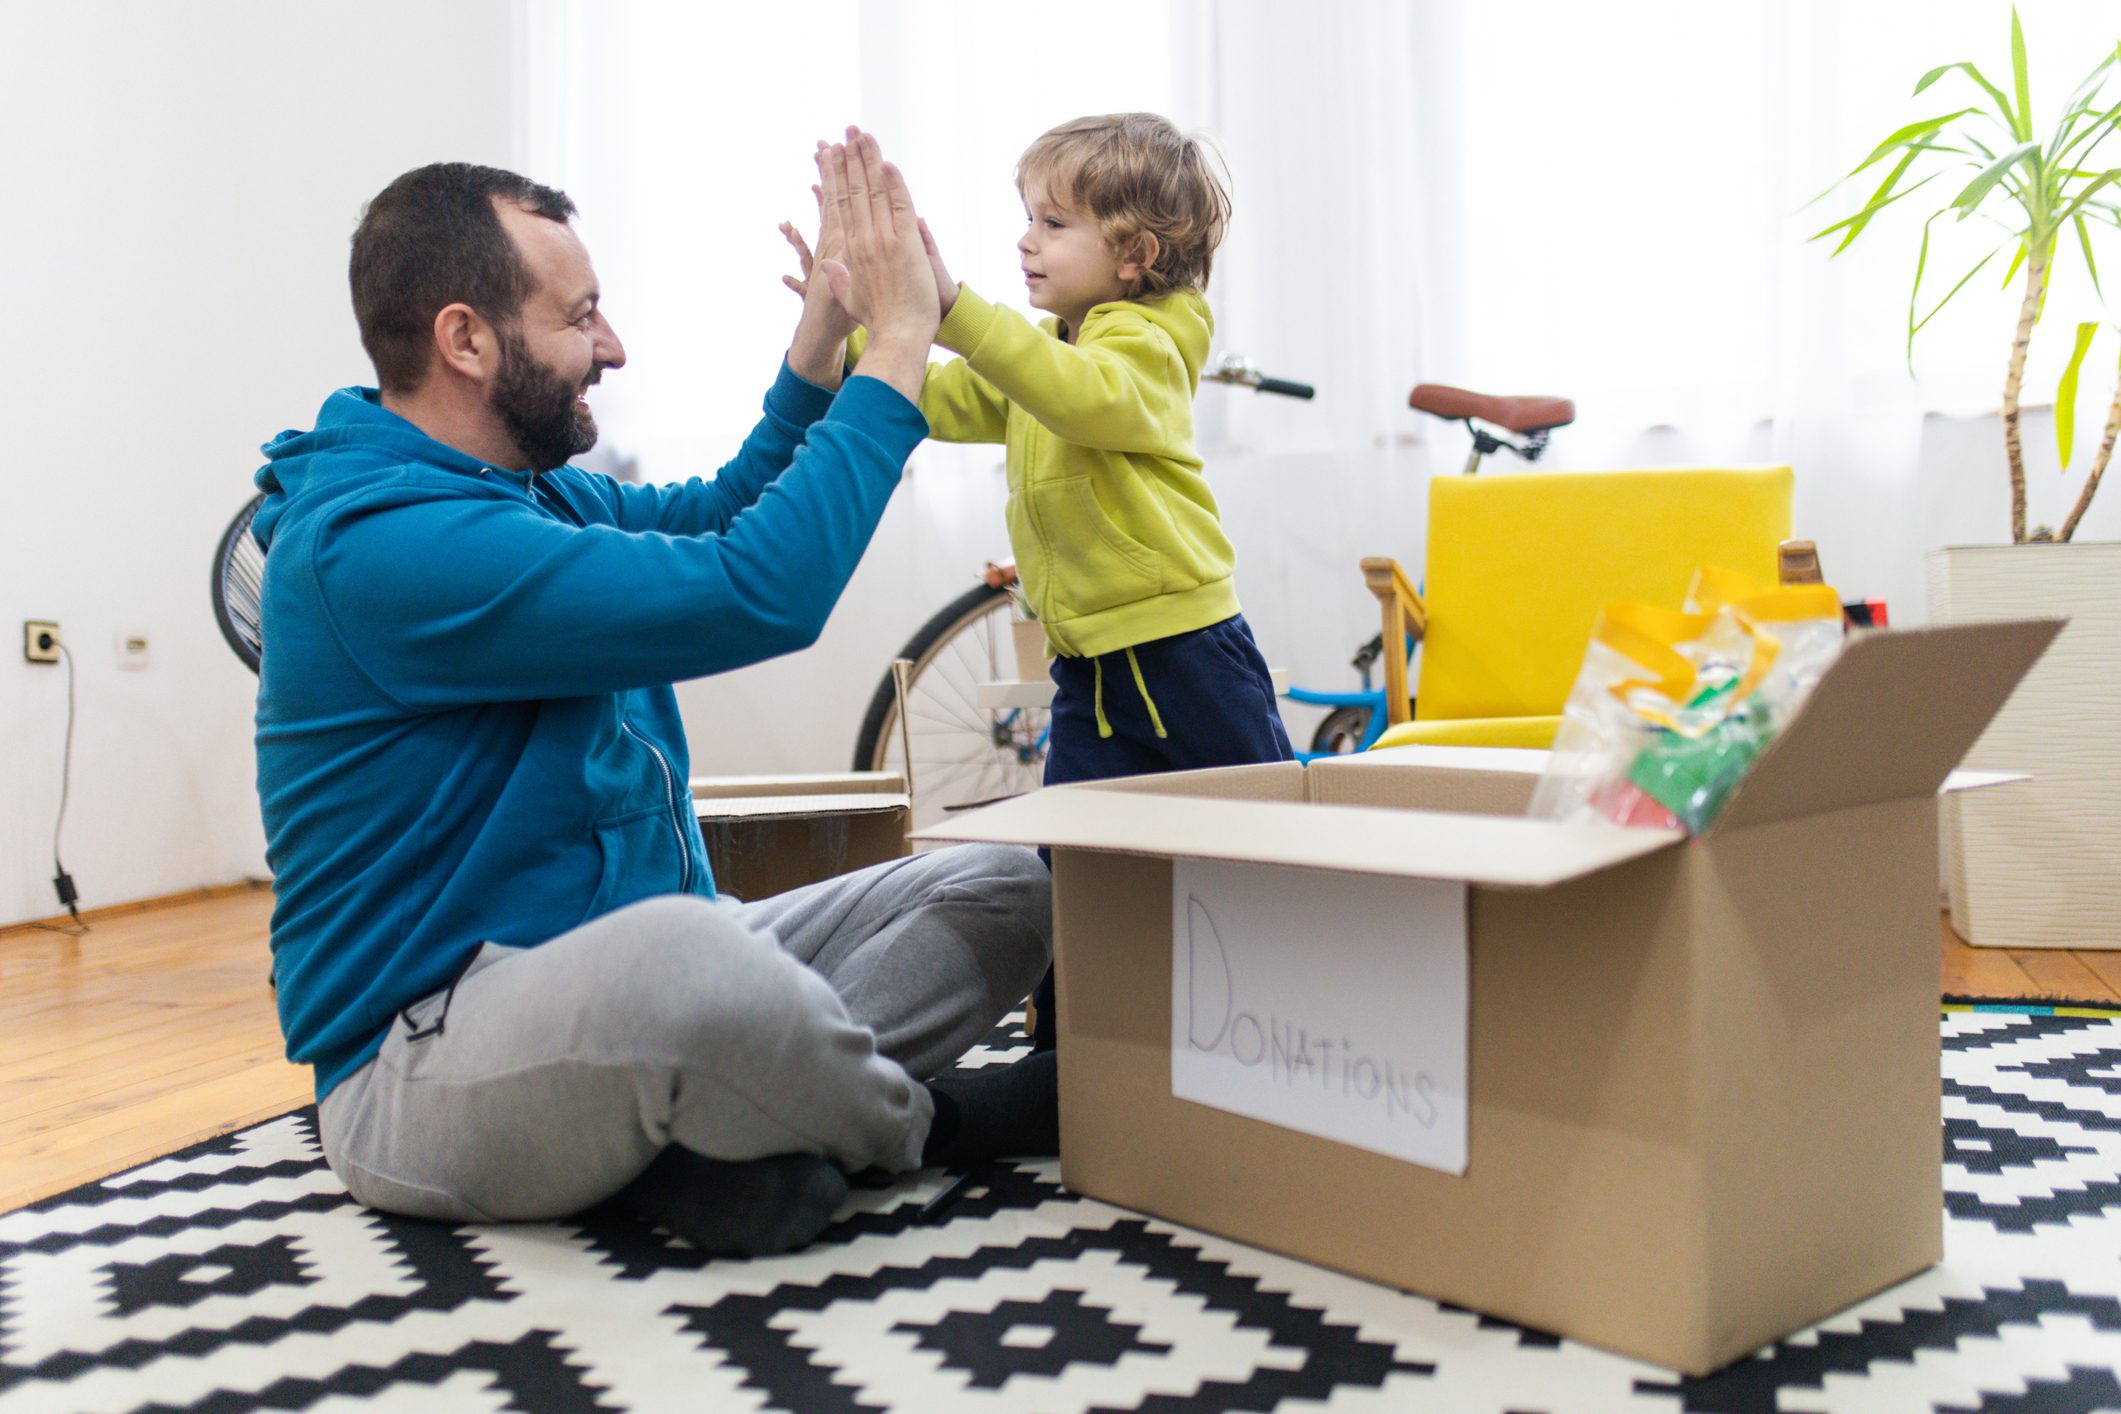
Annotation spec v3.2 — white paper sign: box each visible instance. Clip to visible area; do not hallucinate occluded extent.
[1171,859,1468,1173]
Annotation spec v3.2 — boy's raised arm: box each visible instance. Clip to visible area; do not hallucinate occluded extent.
[916,353,1009,444]
[847,323,1008,445]
[934,286,1182,454]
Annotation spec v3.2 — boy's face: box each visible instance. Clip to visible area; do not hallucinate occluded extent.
[1018,178,1140,334]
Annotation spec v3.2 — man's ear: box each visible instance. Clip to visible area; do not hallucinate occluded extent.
[1115,232,1161,283]
[432,302,499,384]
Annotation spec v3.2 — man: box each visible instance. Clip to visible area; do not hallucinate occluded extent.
[251,132,1053,1257]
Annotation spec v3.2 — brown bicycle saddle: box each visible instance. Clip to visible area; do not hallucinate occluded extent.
[1408,383,1576,435]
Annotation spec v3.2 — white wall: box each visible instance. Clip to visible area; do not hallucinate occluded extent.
[0,0,518,925]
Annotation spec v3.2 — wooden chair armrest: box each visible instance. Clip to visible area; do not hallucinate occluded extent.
[1359,556,1426,727]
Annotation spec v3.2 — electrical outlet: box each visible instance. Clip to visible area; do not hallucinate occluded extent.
[115,628,151,669]
[23,620,60,664]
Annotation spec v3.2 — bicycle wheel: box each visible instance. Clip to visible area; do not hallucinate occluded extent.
[212,492,267,675]
[1308,706,1373,756]
[852,582,1050,835]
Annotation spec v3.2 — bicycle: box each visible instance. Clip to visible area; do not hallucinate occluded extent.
[850,369,1579,826]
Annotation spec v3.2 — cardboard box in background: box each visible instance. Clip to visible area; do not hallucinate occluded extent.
[692,773,909,901]
[1011,616,1052,680]
[923,619,2060,1374]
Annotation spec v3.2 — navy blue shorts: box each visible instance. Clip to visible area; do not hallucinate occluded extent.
[1042,613,1294,787]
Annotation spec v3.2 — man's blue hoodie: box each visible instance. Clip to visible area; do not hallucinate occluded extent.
[252,365,924,1099]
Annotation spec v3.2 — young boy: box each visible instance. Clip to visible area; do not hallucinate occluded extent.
[863,112,1294,1076]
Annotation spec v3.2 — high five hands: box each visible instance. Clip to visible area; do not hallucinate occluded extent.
[783,128,957,402]
[816,129,936,340]
[781,143,857,361]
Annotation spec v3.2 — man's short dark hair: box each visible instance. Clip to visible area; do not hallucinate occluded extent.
[350,162,577,394]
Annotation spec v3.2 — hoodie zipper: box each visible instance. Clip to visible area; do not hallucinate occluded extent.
[620,720,692,893]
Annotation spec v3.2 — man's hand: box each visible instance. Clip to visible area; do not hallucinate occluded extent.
[816,127,940,403]
[785,146,855,387]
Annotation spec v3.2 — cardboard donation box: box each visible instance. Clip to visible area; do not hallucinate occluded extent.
[922,620,2060,1374]
[692,773,909,901]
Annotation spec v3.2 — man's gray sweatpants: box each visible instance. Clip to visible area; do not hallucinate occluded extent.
[316,843,1051,1224]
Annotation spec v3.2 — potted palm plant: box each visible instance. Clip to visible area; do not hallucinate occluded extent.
[1817,9,2121,949]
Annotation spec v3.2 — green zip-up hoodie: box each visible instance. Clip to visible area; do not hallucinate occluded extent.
[915,284,1240,657]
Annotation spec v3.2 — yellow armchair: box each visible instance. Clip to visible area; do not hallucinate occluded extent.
[1369,467,1796,751]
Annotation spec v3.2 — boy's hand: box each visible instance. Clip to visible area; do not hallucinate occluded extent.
[817,127,941,402]
[917,218,958,320]
[785,149,855,385]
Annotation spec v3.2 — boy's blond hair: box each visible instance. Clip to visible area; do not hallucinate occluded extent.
[1016,113,1231,300]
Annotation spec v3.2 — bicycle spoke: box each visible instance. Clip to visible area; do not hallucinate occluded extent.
[909,700,993,735]
[922,661,996,728]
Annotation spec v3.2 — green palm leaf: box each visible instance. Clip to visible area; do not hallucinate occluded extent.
[1810,170,1940,250]
[2056,321,2100,467]
[2001,238,2030,288]
[1915,59,2017,131]
[2010,8,2033,142]
[2058,169,2121,224]
[1845,110,1977,179]
[1953,140,2042,215]
[1906,210,2001,366]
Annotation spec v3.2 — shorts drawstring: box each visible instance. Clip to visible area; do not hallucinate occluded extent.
[1088,648,1168,740]
[1125,647,1168,739]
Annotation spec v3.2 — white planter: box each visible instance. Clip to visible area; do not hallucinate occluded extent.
[1927,542,2121,949]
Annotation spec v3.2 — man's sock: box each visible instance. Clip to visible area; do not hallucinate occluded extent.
[922,1048,1059,1167]
[615,1146,848,1257]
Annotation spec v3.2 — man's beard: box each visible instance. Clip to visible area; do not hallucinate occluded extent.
[492,327,598,473]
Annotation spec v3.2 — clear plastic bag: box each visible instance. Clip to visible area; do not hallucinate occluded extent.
[1529,570,1845,835]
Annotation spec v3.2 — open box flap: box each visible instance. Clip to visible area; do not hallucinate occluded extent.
[696,792,909,820]
[1072,759,1311,802]
[690,772,904,799]
[1309,747,1546,817]
[1941,768,2030,793]
[1709,618,2062,835]
[918,788,1683,889]
[1332,745,1550,776]
[1342,747,2028,795]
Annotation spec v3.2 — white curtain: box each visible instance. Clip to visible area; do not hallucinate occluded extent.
[520,0,2121,772]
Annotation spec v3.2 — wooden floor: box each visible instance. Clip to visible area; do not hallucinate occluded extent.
[0,886,310,1213]
[1939,923,2121,1003]
[2,889,2118,1215]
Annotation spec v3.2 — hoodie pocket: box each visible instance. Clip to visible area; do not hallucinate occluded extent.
[1029,476,1166,620]
[581,803,686,923]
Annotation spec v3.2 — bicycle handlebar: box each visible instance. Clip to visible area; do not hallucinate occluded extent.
[1254,376,1315,400]
[1204,352,1316,399]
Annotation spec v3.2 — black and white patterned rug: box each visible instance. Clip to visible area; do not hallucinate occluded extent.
[5,1003,2121,1413]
